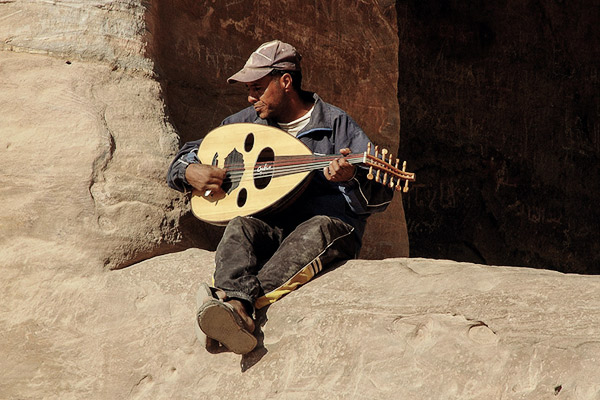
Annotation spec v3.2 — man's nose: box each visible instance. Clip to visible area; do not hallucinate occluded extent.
[248,94,258,104]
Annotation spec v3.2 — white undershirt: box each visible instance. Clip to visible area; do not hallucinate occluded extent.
[277,105,315,137]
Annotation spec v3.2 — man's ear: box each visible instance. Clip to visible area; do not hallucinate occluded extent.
[280,73,293,91]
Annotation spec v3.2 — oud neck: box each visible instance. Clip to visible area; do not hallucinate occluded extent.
[289,153,366,171]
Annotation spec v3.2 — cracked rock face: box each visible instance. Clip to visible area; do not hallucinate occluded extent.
[0,0,223,272]
[2,1,600,399]
[0,51,185,270]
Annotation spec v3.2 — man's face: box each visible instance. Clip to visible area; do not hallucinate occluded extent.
[245,74,285,121]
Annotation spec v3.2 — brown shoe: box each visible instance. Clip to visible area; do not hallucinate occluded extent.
[226,299,256,333]
[195,284,223,353]
[196,284,257,355]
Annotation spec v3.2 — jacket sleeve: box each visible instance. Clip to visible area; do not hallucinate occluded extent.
[338,166,394,215]
[332,114,395,215]
[166,139,203,193]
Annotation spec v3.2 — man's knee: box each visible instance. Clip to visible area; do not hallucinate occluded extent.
[298,215,351,236]
[223,216,261,237]
[226,216,252,230]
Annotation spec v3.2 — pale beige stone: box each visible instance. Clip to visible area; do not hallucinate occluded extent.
[1,1,599,399]
[0,51,185,270]
[2,249,600,399]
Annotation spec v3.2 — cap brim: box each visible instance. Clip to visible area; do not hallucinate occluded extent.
[227,67,274,84]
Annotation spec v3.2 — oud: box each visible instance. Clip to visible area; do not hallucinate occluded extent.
[190,123,415,225]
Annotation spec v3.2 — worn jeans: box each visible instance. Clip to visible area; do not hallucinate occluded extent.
[213,215,359,311]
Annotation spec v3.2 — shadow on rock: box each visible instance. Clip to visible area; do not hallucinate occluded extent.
[241,305,270,372]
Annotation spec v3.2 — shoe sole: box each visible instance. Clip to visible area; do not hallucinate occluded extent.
[195,283,221,352]
[197,299,257,355]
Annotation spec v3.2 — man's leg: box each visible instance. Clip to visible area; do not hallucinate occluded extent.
[213,216,283,308]
[255,215,359,308]
[197,216,281,354]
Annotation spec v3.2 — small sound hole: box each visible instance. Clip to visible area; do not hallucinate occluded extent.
[237,188,247,208]
[254,147,274,190]
[244,133,254,152]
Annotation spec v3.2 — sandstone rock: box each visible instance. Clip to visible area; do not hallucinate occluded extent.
[2,250,600,399]
[0,0,217,270]
[1,1,598,399]
[0,50,187,270]
[0,0,151,71]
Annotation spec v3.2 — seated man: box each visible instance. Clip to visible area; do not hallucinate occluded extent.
[167,40,394,354]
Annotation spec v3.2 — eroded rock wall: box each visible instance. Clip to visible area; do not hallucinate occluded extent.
[144,0,410,259]
[0,0,190,270]
[397,0,600,273]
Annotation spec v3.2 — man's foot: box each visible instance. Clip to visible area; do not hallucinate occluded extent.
[226,298,256,333]
[195,284,257,355]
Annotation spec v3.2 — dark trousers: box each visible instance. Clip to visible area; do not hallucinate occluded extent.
[213,215,359,311]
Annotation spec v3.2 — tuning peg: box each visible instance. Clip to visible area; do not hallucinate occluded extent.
[395,161,404,191]
[395,180,403,191]
[402,161,410,192]
[372,146,380,181]
[365,143,374,179]
[387,156,397,188]
[388,152,395,187]
[367,167,374,180]
[380,149,388,184]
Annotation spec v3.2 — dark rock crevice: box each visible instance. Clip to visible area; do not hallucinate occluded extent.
[397,0,599,273]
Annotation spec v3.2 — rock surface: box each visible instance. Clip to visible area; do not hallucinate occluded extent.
[2,249,600,399]
[0,50,186,270]
[1,1,599,399]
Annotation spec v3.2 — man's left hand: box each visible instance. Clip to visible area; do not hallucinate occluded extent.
[324,148,356,182]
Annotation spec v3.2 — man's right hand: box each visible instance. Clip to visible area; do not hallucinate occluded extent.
[185,164,227,197]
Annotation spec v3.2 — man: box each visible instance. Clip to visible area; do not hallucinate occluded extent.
[167,40,394,354]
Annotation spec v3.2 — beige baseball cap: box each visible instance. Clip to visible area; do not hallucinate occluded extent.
[227,40,302,84]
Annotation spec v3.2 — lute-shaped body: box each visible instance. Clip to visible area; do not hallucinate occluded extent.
[190,123,415,225]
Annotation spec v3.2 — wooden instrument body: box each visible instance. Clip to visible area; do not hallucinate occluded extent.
[190,123,313,225]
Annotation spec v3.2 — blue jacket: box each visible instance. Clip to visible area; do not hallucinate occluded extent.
[167,93,393,246]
